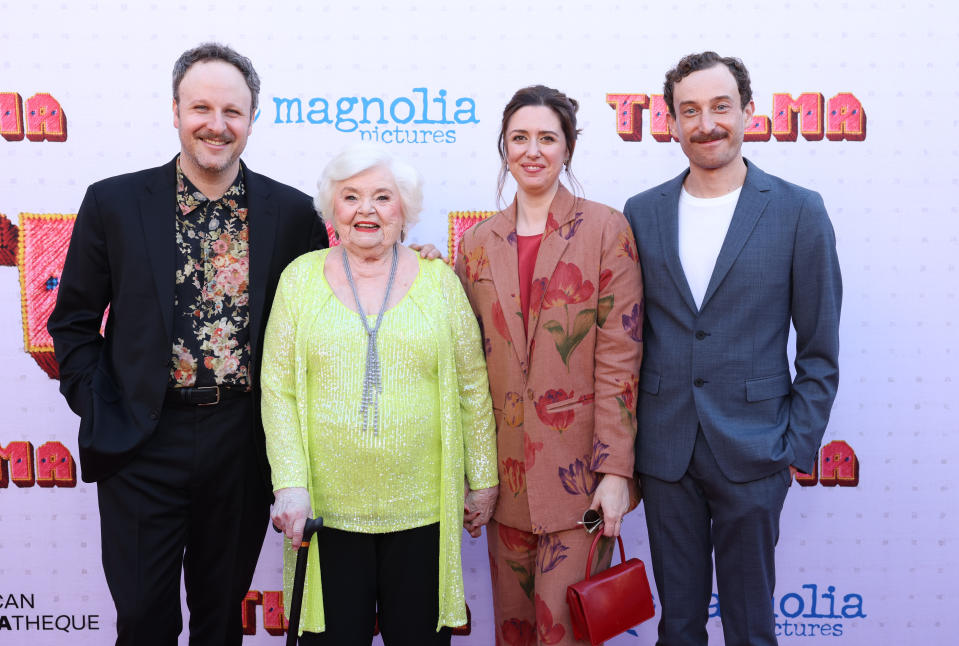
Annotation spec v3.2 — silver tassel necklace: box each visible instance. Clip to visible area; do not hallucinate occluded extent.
[342,242,399,435]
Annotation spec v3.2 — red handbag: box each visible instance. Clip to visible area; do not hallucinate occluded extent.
[566,531,656,645]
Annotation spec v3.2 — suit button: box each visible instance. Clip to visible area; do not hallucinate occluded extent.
[149,410,159,420]
[693,378,705,388]
[695,330,708,340]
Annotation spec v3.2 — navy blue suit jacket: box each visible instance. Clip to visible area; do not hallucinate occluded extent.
[624,160,841,482]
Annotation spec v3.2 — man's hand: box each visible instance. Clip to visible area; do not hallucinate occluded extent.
[271,487,312,550]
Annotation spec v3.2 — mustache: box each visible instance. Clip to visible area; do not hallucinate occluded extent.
[690,129,728,143]
[196,129,234,142]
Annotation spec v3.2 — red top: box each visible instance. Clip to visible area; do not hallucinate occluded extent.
[517,233,543,331]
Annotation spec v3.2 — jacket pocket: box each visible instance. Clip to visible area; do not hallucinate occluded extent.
[543,392,594,414]
[639,370,661,395]
[745,373,791,402]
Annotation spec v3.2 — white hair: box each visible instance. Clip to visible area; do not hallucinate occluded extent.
[314,143,424,230]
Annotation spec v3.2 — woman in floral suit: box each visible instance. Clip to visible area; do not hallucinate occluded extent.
[455,85,644,645]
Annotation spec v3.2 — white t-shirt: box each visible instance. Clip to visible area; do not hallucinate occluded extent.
[677,186,742,309]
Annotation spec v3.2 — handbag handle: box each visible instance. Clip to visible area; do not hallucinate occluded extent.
[583,531,627,580]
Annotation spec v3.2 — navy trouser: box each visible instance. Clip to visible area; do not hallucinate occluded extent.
[641,428,792,646]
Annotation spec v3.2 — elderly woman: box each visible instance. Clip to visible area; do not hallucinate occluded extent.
[263,143,498,645]
[455,85,644,645]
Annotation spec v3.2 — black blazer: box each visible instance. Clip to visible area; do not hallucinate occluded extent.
[48,157,328,484]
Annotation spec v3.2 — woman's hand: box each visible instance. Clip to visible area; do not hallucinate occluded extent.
[463,485,499,538]
[271,487,312,550]
[408,242,446,261]
[589,474,630,537]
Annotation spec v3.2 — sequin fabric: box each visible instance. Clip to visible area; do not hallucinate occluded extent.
[304,287,443,531]
[261,249,498,633]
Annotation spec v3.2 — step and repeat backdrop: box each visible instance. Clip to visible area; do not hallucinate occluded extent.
[1,2,956,644]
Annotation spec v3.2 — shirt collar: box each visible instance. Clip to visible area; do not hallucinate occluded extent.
[175,157,246,216]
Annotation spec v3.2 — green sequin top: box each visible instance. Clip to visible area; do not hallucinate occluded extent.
[262,249,498,633]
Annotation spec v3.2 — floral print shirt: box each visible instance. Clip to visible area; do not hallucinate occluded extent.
[169,159,251,388]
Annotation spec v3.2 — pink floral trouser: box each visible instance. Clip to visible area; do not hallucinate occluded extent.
[488,519,614,646]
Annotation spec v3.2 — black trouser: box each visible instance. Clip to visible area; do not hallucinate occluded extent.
[298,523,451,646]
[96,395,270,646]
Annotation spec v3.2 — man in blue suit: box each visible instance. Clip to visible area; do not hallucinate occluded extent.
[623,52,842,646]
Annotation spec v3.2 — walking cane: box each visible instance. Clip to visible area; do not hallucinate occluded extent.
[275,517,324,646]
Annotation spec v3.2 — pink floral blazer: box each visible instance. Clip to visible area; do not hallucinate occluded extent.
[455,185,644,533]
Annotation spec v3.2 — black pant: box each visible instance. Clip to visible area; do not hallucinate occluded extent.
[298,524,451,646]
[96,396,270,646]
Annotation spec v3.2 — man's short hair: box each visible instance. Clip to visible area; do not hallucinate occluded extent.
[172,42,261,114]
[663,51,752,117]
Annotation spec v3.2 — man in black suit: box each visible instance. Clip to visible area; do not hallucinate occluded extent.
[48,43,328,645]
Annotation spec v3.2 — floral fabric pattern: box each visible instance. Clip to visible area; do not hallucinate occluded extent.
[455,184,644,535]
[524,435,544,469]
[615,375,640,429]
[489,519,613,646]
[622,301,644,343]
[535,594,566,645]
[501,618,537,646]
[462,245,490,282]
[457,185,643,643]
[534,389,577,433]
[558,455,600,497]
[169,159,251,387]
[504,391,524,427]
[502,457,527,497]
[535,534,569,574]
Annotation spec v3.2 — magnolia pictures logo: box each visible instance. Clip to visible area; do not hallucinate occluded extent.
[710,583,866,639]
[261,87,478,144]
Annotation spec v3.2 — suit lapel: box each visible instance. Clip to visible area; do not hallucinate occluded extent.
[486,200,528,370]
[656,171,699,315]
[244,164,277,357]
[700,160,771,310]
[140,159,177,340]
[526,185,577,358]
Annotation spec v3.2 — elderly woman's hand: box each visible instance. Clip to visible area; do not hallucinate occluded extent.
[463,485,499,538]
[271,487,312,550]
